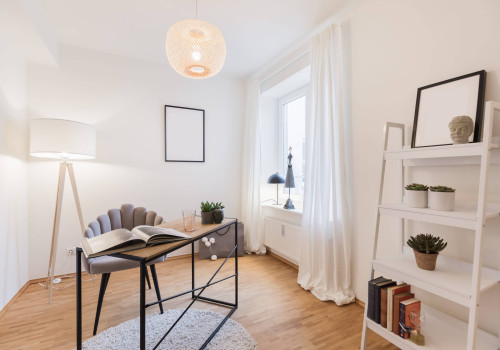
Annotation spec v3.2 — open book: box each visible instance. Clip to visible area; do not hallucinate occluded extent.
[82,225,191,258]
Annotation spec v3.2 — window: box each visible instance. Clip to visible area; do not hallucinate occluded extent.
[279,87,306,195]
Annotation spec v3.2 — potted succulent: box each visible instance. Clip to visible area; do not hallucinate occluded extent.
[213,202,225,224]
[404,183,429,208]
[200,201,215,224]
[428,185,455,211]
[407,233,447,271]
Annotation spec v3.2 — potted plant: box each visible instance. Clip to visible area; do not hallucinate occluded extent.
[213,202,225,224]
[407,233,447,271]
[428,185,455,211]
[200,201,215,224]
[404,183,429,208]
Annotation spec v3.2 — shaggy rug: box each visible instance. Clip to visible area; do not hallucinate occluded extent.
[82,308,258,350]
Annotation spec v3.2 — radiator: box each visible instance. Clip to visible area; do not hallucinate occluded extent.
[263,217,301,264]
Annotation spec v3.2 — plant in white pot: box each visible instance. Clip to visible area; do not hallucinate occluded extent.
[428,185,455,211]
[407,233,447,271]
[404,183,429,208]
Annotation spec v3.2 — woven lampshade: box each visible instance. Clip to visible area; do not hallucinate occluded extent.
[166,19,226,79]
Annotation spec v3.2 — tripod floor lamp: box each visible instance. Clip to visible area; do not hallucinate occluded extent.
[30,118,96,303]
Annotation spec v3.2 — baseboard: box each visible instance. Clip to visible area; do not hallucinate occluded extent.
[355,298,365,308]
[0,280,30,320]
[28,271,92,284]
[27,253,196,285]
[267,250,299,270]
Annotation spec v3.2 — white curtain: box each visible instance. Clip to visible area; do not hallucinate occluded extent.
[297,23,355,305]
[241,79,266,254]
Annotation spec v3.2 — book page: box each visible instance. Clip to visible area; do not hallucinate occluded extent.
[82,229,144,257]
[132,225,190,239]
[132,225,191,244]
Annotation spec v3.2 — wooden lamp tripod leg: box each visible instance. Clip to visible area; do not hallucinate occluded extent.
[46,161,86,304]
[46,161,66,304]
[67,163,85,234]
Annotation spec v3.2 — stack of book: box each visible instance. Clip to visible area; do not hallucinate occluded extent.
[367,277,421,339]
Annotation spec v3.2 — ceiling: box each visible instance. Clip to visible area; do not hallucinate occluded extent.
[38,0,352,78]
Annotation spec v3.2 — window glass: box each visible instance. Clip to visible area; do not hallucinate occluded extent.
[282,94,305,194]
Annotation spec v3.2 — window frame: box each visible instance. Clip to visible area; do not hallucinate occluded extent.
[278,86,307,193]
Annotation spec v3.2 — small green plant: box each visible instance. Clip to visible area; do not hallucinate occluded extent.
[213,202,225,210]
[407,234,447,254]
[200,201,215,212]
[405,183,429,191]
[429,185,455,192]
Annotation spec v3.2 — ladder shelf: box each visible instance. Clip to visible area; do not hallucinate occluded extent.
[360,101,500,350]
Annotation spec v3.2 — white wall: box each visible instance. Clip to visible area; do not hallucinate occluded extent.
[26,45,245,279]
[348,0,500,333]
[0,38,29,310]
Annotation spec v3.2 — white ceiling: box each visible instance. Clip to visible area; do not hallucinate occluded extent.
[38,0,352,78]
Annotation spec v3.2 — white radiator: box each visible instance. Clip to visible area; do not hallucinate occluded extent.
[264,217,301,264]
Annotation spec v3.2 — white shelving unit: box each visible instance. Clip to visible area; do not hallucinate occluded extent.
[360,101,500,350]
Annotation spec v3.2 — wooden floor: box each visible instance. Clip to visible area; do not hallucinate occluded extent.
[0,254,396,349]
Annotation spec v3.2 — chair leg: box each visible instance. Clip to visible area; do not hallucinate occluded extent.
[150,264,163,314]
[93,273,111,335]
[145,267,151,290]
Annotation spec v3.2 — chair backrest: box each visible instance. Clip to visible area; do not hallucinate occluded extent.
[85,204,164,238]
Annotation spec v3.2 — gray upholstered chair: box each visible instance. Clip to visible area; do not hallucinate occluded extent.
[82,203,166,335]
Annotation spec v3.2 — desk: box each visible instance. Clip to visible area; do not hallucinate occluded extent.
[76,217,238,350]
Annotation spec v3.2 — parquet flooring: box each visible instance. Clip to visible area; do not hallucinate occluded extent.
[0,254,396,349]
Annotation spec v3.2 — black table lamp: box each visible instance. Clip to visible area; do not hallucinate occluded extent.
[284,148,295,210]
[267,172,285,205]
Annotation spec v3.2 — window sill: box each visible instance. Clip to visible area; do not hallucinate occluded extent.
[261,203,302,226]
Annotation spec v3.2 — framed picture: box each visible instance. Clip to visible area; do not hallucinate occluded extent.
[411,70,486,148]
[164,105,205,162]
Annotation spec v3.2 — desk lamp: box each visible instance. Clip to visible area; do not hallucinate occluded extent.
[30,118,96,303]
[267,172,285,205]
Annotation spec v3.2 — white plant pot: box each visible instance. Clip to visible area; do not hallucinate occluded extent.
[428,191,455,211]
[404,189,428,208]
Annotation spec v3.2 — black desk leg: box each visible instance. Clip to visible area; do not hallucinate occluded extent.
[76,248,82,350]
[140,260,146,350]
[235,220,238,308]
[191,242,195,299]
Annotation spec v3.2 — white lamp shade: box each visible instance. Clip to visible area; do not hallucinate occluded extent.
[30,119,96,160]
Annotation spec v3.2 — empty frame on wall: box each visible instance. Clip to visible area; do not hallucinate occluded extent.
[164,105,205,162]
[411,70,486,148]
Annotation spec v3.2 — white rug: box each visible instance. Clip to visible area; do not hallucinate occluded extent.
[82,308,258,350]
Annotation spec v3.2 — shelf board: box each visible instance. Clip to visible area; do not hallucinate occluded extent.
[379,203,500,229]
[372,251,499,307]
[367,304,498,350]
[384,142,500,166]
[385,142,498,159]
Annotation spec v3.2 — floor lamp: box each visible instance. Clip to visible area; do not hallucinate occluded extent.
[30,118,96,303]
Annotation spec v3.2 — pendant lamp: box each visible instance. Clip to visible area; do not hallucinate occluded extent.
[166,0,226,79]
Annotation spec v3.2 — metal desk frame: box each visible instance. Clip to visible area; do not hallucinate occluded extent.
[76,219,238,350]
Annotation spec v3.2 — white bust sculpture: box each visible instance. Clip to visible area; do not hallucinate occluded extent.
[449,115,473,144]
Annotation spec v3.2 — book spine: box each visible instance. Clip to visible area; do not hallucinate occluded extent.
[399,303,410,339]
[393,293,414,335]
[367,281,375,321]
[374,286,381,323]
[380,287,388,328]
[387,289,393,331]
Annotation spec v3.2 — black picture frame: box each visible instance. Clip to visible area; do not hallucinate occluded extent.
[164,105,205,162]
[411,70,486,148]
